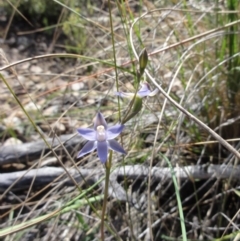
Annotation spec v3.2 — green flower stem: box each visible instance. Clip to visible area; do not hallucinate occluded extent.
[162,154,187,241]
[121,68,142,124]
[100,150,112,241]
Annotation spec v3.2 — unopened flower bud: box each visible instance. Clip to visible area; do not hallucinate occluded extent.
[139,48,148,76]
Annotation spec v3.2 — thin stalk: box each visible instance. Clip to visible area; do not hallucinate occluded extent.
[161,154,187,241]
[100,150,112,241]
[107,0,121,119]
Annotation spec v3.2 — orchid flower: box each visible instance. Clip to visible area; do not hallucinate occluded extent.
[115,82,158,98]
[77,112,126,163]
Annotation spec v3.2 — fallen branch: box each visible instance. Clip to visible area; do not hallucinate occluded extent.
[1,164,239,201]
[0,134,83,165]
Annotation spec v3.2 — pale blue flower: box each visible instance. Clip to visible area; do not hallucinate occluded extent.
[115,82,158,98]
[77,112,126,163]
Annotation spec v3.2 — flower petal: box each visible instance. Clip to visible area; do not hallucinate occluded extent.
[77,141,96,158]
[107,124,124,139]
[108,139,126,155]
[94,112,108,130]
[148,88,159,97]
[115,91,135,98]
[140,82,151,91]
[97,141,108,163]
[77,128,96,141]
[137,83,152,97]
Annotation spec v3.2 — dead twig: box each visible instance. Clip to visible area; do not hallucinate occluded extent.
[1,164,239,201]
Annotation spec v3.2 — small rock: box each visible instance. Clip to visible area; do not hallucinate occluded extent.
[51,122,66,132]
[30,65,43,74]
[71,82,84,91]
[21,62,30,70]
[86,98,95,104]
[18,75,26,83]
[30,75,41,81]
[3,137,22,146]
[43,105,59,116]
[25,101,41,112]
[3,116,24,134]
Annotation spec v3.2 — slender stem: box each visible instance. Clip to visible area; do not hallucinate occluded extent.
[162,154,187,241]
[100,151,112,241]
